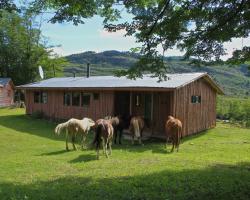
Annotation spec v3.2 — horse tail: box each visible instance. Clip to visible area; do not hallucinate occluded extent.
[133,119,140,138]
[92,124,102,149]
[55,122,68,135]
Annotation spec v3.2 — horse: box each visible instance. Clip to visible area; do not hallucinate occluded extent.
[55,117,95,151]
[129,116,145,145]
[105,115,125,144]
[92,119,114,159]
[165,115,182,152]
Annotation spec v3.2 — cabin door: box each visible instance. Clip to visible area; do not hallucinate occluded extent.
[144,93,152,127]
[114,92,130,116]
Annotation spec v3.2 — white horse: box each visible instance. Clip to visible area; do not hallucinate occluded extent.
[55,118,95,151]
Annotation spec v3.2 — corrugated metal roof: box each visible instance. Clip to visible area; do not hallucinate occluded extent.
[0,78,11,87]
[17,73,223,94]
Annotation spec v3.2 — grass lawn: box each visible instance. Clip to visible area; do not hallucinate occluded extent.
[0,108,250,200]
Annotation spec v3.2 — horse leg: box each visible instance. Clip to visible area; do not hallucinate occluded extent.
[119,129,122,144]
[65,130,69,151]
[72,134,77,150]
[81,133,86,150]
[108,139,112,156]
[132,135,135,145]
[171,139,175,152]
[139,137,142,145]
[105,138,109,158]
[102,138,106,155]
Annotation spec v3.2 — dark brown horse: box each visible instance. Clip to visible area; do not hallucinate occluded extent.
[92,119,114,159]
[105,115,126,144]
[165,115,182,152]
[129,116,145,145]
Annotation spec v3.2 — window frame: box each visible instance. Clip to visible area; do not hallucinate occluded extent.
[34,91,41,103]
[191,95,201,104]
[93,93,100,100]
[63,92,72,106]
[41,91,48,104]
[81,93,91,107]
[72,92,81,106]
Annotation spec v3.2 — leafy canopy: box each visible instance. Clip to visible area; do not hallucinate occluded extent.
[32,0,250,77]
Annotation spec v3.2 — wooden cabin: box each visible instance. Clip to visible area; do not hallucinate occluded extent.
[18,73,223,137]
[0,78,15,107]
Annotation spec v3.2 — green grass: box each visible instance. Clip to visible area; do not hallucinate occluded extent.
[0,108,250,200]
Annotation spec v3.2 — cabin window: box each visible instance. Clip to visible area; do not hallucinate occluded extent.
[34,91,47,104]
[41,92,48,104]
[135,94,141,106]
[81,93,91,106]
[93,93,100,100]
[191,95,201,104]
[34,91,40,103]
[72,92,80,106]
[64,92,71,106]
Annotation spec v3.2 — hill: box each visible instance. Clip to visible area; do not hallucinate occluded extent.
[64,50,250,96]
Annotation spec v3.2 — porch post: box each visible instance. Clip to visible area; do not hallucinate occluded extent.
[129,91,132,115]
[151,92,154,135]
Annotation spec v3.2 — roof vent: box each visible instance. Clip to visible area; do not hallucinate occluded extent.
[86,63,90,78]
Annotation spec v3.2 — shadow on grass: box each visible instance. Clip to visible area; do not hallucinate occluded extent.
[1,162,250,200]
[0,114,211,155]
[0,114,95,144]
[69,154,97,163]
[40,150,69,156]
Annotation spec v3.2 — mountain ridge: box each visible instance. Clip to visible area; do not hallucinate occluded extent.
[63,50,250,96]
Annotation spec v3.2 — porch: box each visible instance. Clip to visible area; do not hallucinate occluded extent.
[114,90,174,138]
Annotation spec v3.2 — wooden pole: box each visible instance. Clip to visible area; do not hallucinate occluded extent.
[129,92,132,115]
[151,92,154,135]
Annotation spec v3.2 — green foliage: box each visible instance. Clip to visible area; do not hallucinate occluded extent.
[33,0,250,77]
[217,96,250,126]
[0,108,250,199]
[0,10,65,85]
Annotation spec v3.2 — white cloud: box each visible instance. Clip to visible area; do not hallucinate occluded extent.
[99,29,128,38]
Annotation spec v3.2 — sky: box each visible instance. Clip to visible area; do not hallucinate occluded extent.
[32,4,249,59]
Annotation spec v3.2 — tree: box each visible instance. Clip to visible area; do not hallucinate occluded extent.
[33,0,250,78]
[0,10,66,85]
[0,0,17,13]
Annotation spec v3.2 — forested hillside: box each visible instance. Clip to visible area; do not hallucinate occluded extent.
[64,50,250,96]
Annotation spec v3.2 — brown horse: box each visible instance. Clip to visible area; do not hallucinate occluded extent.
[105,115,125,144]
[129,116,145,145]
[165,115,182,152]
[55,118,95,151]
[92,119,114,159]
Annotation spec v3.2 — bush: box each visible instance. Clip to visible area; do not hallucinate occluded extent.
[31,111,44,119]
[217,96,250,128]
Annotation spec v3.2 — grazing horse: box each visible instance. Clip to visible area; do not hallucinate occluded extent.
[55,118,95,151]
[92,119,114,159]
[105,115,125,144]
[129,116,145,145]
[165,115,182,152]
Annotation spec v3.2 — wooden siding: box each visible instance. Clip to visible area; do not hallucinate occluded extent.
[173,78,216,137]
[152,92,174,136]
[0,82,14,107]
[25,90,114,120]
[24,76,217,137]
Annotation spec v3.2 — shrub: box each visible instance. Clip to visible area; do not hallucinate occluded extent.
[31,111,44,119]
